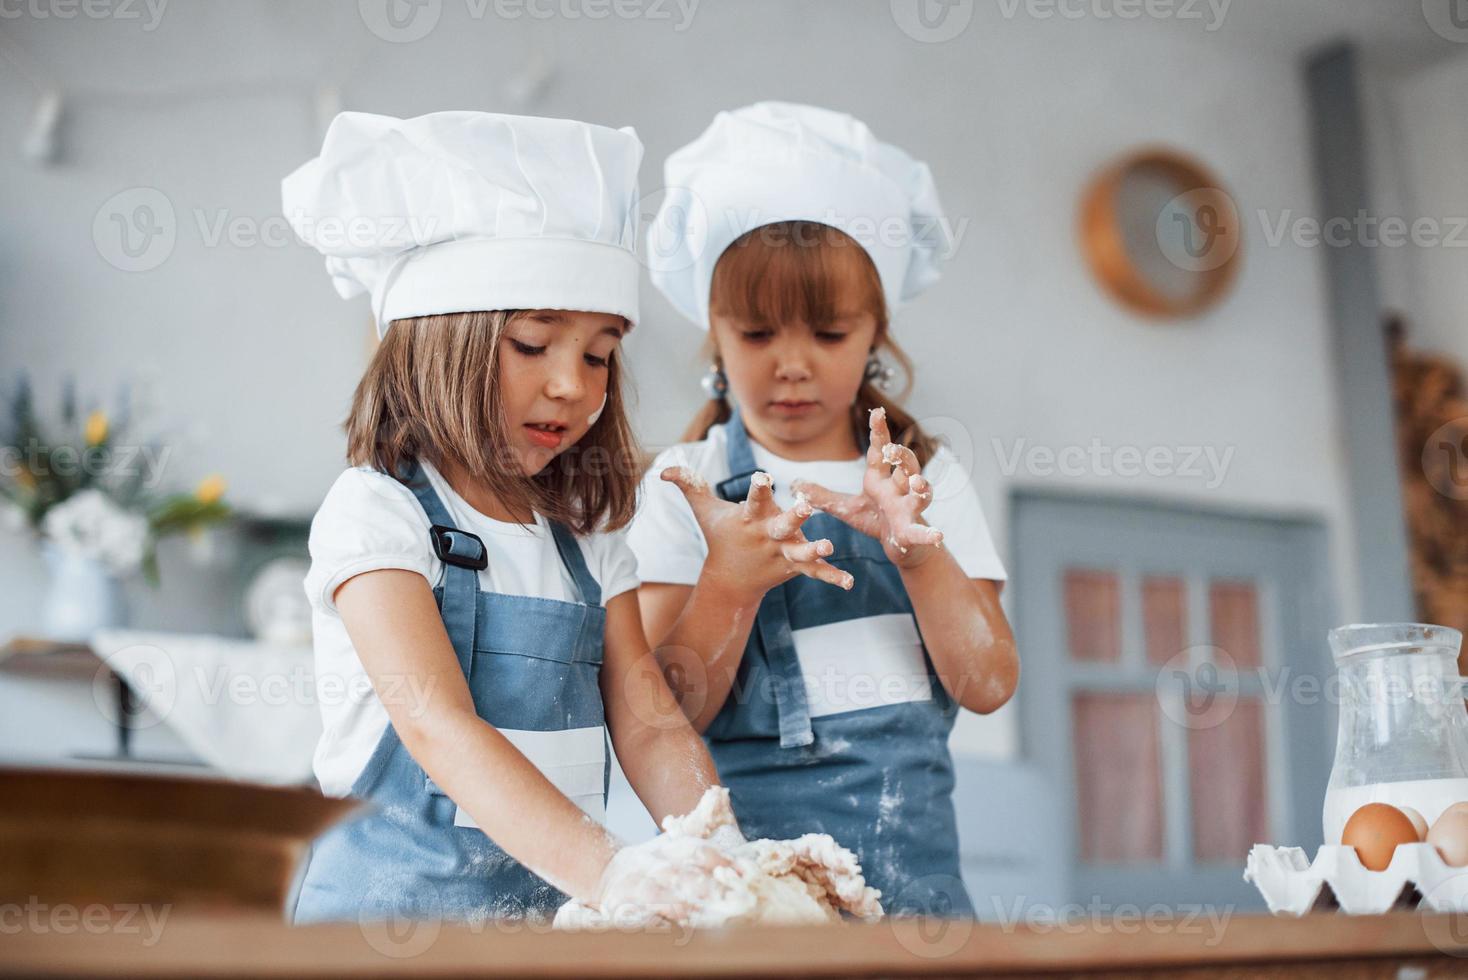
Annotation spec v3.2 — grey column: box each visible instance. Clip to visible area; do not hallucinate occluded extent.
[1304,42,1416,622]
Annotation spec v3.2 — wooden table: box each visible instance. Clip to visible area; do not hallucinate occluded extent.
[4,909,1467,977]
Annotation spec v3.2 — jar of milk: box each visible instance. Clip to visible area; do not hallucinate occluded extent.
[1322,623,1468,844]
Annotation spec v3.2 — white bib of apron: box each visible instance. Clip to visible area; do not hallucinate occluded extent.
[794,612,935,719]
[453,725,608,828]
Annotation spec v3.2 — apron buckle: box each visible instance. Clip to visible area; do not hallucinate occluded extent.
[716,469,769,502]
[430,524,489,570]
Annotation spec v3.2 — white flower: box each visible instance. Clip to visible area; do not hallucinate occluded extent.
[2,504,25,533]
[41,489,150,575]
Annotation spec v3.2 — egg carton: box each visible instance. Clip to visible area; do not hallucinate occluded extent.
[1245,843,1468,915]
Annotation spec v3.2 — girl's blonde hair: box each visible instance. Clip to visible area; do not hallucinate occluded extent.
[681,221,939,468]
[346,310,641,535]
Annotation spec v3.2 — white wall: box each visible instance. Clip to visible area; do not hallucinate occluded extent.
[1367,49,1468,369]
[1,1,1385,760]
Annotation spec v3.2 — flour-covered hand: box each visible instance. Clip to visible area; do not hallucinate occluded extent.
[661,466,855,601]
[592,834,732,925]
[792,407,943,569]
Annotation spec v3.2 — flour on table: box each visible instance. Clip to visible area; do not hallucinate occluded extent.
[554,786,883,929]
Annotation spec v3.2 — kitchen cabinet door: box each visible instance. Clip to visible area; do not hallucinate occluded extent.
[1012,492,1334,911]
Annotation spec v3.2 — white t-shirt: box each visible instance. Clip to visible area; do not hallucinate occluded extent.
[628,421,1007,587]
[302,459,639,797]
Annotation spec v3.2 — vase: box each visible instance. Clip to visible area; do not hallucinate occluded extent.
[40,544,129,644]
[1321,622,1468,844]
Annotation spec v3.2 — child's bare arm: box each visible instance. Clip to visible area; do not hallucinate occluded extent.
[638,469,853,731]
[795,408,1019,713]
[899,558,1018,713]
[335,568,620,903]
[600,590,724,819]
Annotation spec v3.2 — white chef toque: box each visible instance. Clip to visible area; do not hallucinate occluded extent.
[646,101,951,331]
[282,110,644,337]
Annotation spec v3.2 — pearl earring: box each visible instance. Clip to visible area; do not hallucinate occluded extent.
[863,354,896,391]
[700,363,729,400]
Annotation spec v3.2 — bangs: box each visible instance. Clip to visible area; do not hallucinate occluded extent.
[709,221,886,329]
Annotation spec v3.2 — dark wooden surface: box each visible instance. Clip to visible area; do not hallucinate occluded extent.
[4,910,1468,977]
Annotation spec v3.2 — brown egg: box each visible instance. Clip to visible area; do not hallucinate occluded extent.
[1399,806,1429,841]
[1342,803,1420,871]
[1428,810,1468,867]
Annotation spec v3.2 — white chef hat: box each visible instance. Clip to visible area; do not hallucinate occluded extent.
[282,110,643,337]
[647,101,951,331]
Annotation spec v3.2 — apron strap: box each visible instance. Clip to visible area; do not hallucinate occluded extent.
[717,410,813,748]
[549,520,602,608]
[715,407,769,503]
[397,459,481,682]
[715,407,873,503]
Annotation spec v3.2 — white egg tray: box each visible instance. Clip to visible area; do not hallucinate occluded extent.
[1245,843,1468,915]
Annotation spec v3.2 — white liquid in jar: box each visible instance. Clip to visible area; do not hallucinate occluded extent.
[1323,777,1468,844]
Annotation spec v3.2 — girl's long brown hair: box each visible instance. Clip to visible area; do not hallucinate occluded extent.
[682,221,939,468]
[345,310,641,535]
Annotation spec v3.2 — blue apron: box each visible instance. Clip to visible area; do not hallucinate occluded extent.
[292,460,609,924]
[705,410,973,917]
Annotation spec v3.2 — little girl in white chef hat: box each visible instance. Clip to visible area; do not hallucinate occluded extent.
[281,110,735,926]
[629,102,1019,918]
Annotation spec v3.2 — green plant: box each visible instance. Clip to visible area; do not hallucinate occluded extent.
[1,372,231,584]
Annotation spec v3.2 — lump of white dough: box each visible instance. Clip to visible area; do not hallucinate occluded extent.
[553,786,883,929]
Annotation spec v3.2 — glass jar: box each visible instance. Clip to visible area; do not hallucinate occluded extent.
[1322,623,1468,843]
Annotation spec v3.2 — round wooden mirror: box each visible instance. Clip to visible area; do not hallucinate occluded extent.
[1080,148,1241,319]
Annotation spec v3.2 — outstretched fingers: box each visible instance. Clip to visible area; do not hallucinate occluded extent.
[801,558,854,591]
[767,494,814,540]
[791,478,879,537]
[883,442,922,493]
[866,406,893,466]
[900,522,945,549]
[661,466,717,520]
[741,471,776,521]
[781,537,833,563]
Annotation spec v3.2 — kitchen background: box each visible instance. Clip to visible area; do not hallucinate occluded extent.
[2,0,1466,918]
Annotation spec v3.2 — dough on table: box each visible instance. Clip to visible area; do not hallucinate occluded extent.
[554,786,884,929]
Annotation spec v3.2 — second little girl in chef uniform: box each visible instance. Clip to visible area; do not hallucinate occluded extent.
[282,110,734,925]
[629,103,1019,917]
